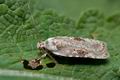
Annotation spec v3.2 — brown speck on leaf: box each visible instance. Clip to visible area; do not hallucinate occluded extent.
[28,59,40,69]
[22,59,43,70]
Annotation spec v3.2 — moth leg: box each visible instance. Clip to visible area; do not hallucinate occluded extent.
[46,52,58,64]
[37,53,47,60]
[39,48,58,64]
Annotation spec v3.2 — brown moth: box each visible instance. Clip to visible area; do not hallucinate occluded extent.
[37,36,109,59]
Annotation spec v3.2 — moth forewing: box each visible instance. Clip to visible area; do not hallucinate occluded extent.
[37,36,109,59]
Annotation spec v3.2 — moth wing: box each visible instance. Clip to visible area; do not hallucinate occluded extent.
[46,36,109,59]
[51,44,91,58]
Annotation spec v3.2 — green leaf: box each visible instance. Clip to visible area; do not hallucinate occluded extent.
[0,0,120,80]
[0,4,8,15]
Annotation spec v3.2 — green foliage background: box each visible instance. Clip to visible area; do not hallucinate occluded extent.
[0,0,120,80]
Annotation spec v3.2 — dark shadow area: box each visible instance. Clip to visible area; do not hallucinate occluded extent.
[46,62,56,68]
[48,53,109,65]
[38,48,109,66]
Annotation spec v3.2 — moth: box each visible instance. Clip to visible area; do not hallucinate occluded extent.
[37,36,109,59]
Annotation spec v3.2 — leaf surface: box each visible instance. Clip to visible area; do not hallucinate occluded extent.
[0,0,120,80]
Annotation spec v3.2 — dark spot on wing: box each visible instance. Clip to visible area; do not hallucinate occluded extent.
[76,48,88,57]
[74,37,85,41]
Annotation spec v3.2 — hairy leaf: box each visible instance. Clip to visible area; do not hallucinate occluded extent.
[0,0,120,80]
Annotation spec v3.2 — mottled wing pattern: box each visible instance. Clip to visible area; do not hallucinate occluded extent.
[44,36,109,59]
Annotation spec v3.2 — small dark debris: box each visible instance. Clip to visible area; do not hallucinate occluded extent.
[46,62,56,68]
[22,59,43,70]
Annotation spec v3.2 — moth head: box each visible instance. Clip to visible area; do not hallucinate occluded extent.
[37,41,45,49]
